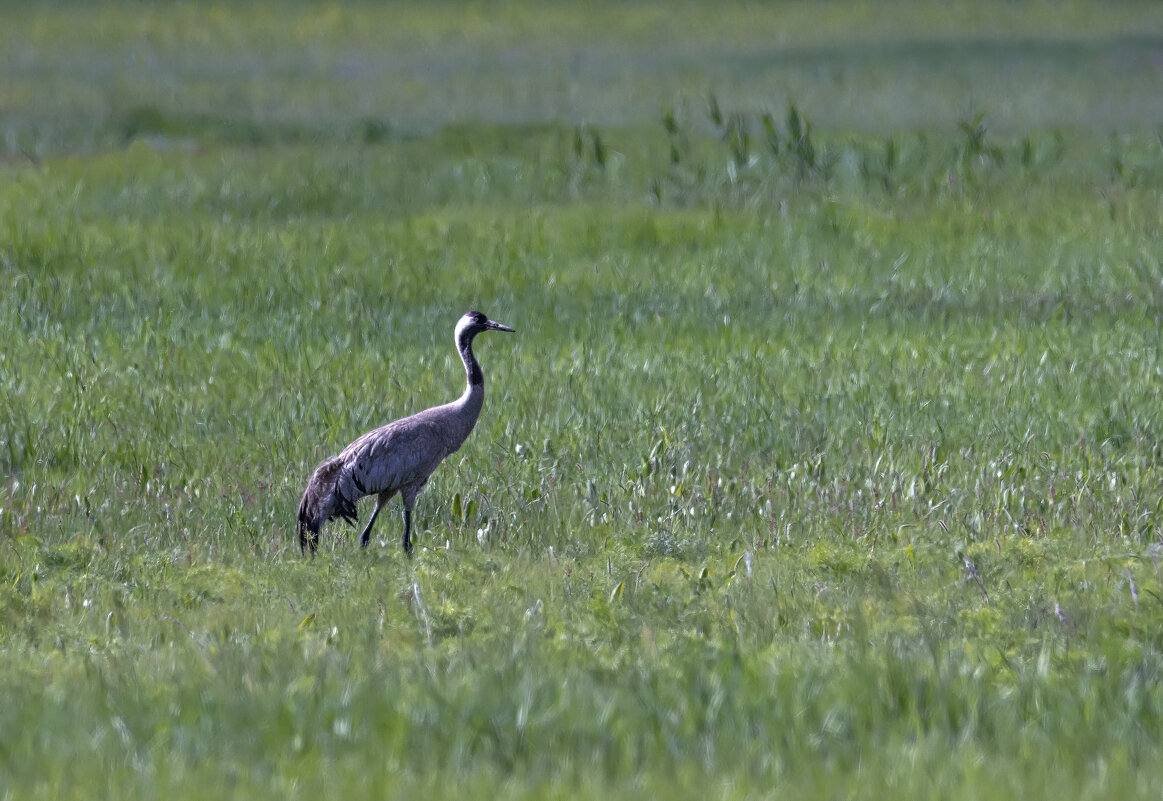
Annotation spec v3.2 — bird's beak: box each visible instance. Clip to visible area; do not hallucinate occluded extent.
[486,319,516,333]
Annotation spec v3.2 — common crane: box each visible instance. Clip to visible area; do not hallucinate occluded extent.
[297,310,515,555]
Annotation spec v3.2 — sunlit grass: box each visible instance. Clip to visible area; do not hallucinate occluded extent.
[4,2,1163,799]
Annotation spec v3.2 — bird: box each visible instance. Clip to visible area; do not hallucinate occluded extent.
[297,310,515,555]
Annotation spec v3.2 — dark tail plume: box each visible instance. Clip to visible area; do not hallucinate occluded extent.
[297,456,359,555]
[297,490,318,554]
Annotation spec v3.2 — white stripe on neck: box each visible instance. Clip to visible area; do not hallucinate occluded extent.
[454,314,476,344]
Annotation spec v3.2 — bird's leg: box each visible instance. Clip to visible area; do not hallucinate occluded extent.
[402,507,414,556]
[400,487,420,556]
[357,514,378,548]
[359,491,393,548]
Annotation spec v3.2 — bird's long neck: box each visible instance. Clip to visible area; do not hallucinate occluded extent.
[450,329,485,439]
[458,330,484,389]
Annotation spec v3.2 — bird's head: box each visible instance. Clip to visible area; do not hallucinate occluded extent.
[457,310,516,341]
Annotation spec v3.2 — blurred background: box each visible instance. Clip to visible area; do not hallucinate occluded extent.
[5,1,1162,158]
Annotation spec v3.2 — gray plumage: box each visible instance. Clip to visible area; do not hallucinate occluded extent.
[297,310,515,555]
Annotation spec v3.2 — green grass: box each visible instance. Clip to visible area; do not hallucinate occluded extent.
[4,2,1163,799]
[4,0,1163,156]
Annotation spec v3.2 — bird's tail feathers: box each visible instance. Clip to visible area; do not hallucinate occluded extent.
[297,456,360,553]
[297,491,315,553]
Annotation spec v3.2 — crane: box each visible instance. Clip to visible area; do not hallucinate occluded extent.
[297,310,515,555]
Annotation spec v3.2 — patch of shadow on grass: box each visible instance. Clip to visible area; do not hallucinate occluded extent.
[116,104,398,148]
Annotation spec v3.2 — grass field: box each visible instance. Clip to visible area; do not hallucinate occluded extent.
[3,2,1163,798]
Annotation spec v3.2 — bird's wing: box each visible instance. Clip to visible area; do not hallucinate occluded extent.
[340,418,448,496]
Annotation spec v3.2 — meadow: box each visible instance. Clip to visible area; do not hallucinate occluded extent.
[3,1,1163,798]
